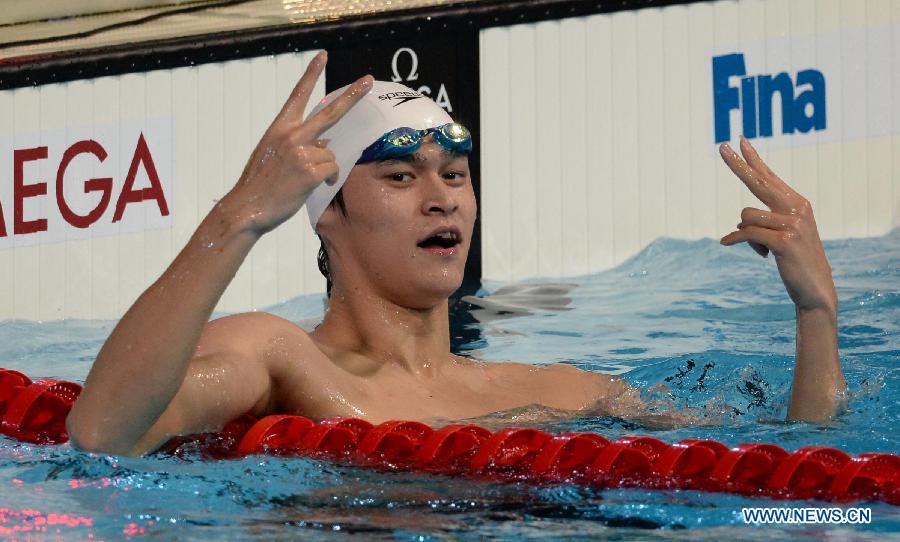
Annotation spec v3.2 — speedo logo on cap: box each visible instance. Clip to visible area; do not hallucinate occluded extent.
[378,91,425,107]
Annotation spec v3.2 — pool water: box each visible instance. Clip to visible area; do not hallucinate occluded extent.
[1,231,899,540]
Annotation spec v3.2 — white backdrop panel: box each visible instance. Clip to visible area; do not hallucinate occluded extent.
[479,0,900,282]
[0,50,324,320]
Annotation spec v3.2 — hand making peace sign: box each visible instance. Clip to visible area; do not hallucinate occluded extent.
[718,137,837,315]
[223,51,373,236]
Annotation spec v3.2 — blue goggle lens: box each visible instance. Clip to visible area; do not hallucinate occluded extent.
[357,123,472,164]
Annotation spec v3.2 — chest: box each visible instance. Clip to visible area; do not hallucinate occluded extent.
[277,362,544,423]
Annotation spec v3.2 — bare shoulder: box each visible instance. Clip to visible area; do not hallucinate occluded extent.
[193,312,326,387]
[473,358,616,386]
[531,362,624,393]
[454,356,629,409]
[197,312,311,355]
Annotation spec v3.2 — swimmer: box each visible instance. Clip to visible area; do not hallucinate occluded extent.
[66,52,846,456]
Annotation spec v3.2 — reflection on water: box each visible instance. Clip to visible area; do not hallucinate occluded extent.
[1,230,899,539]
[462,283,577,321]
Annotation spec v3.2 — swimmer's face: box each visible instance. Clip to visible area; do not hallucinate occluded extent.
[317,138,476,308]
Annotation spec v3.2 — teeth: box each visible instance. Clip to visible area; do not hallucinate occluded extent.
[418,231,459,248]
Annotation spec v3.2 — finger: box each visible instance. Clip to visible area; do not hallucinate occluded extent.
[312,162,340,186]
[749,241,770,258]
[739,136,801,200]
[297,145,336,165]
[736,216,769,258]
[738,207,795,231]
[301,75,374,139]
[275,50,327,124]
[314,138,331,149]
[719,143,782,211]
[720,225,783,253]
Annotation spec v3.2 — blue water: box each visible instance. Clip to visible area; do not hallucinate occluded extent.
[1,231,899,540]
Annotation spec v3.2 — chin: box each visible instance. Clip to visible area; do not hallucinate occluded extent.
[391,271,465,309]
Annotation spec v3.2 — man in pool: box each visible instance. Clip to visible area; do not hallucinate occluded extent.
[66,52,846,456]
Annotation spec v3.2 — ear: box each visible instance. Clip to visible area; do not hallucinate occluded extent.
[314,192,346,239]
[314,199,346,251]
[316,204,338,234]
[317,164,362,235]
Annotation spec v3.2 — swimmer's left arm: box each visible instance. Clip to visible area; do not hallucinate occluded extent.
[528,366,711,428]
[718,137,846,422]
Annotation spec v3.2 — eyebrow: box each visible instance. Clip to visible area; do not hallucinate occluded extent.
[378,154,423,164]
[376,150,466,166]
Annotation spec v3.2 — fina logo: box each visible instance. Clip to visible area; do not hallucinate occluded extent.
[712,53,826,143]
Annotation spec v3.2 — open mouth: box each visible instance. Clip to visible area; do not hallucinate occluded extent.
[417,229,461,251]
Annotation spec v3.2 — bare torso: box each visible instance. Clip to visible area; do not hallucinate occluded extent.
[197,312,622,427]
[65,59,843,459]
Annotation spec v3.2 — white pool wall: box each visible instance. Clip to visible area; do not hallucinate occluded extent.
[0,51,326,320]
[0,0,898,321]
[480,0,900,281]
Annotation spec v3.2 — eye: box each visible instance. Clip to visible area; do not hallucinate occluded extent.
[385,172,414,182]
[443,171,468,183]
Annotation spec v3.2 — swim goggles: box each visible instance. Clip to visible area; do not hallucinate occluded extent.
[356,122,473,164]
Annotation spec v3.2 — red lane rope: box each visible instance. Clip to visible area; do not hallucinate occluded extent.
[1,368,897,504]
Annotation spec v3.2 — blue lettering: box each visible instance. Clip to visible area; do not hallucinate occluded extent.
[740,76,757,139]
[794,69,826,133]
[712,53,745,143]
[712,53,826,143]
[758,72,795,137]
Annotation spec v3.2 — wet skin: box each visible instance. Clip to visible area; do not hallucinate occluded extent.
[67,52,844,457]
[186,145,635,427]
[145,144,637,452]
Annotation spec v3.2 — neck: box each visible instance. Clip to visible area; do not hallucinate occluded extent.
[311,283,453,378]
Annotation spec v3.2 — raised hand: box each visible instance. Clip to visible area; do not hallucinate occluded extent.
[69,53,377,455]
[223,51,373,236]
[718,137,836,315]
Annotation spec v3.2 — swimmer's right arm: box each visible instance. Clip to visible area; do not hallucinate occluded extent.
[66,52,374,456]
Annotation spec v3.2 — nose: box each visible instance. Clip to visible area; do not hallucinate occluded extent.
[420,174,458,216]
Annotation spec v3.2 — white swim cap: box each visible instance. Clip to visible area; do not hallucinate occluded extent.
[304,80,454,228]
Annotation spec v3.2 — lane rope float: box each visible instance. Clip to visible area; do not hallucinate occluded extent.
[1,368,896,504]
